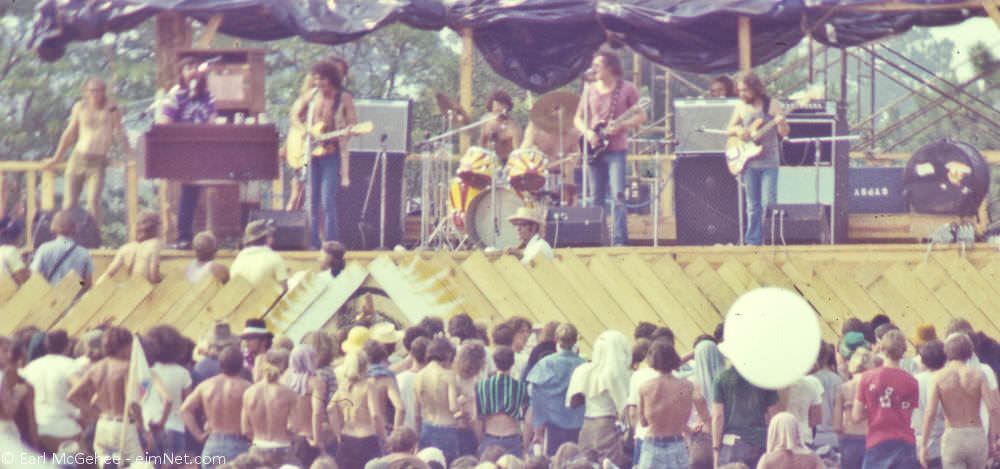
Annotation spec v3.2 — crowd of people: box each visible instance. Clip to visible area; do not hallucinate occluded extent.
[2,302,1000,469]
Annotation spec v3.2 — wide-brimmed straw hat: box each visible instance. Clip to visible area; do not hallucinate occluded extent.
[507,206,544,226]
[370,322,404,344]
[341,326,371,354]
[243,219,276,245]
[240,318,273,339]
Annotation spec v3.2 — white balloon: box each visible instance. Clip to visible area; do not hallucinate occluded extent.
[719,287,821,389]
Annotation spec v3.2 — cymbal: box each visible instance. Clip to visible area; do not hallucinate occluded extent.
[530,91,579,134]
[435,92,469,123]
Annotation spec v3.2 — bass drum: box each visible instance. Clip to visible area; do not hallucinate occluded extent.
[903,138,989,216]
[448,178,481,231]
[465,187,524,249]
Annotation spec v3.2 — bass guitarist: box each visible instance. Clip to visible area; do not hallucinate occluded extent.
[573,52,646,246]
[726,71,789,246]
[290,60,357,248]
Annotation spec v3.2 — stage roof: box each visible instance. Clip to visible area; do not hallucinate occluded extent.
[30,0,986,92]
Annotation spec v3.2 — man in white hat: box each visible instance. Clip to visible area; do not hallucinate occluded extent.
[505,206,554,264]
[231,219,289,291]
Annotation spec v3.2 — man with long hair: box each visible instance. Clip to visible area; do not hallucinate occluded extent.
[726,71,789,246]
[289,60,358,248]
[43,77,134,228]
[157,56,217,249]
[573,51,646,246]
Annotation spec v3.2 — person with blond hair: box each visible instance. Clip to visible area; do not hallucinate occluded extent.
[96,211,163,284]
[42,77,135,227]
[331,350,383,469]
[185,231,229,284]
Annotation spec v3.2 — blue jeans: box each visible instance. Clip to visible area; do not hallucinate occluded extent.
[309,151,341,248]
[719,436,764,468]
[177,185,201,243]
[201,433,250,469]
[479,434,523,458]
[632,438,643,468]
[840,434,866,469]
[638,437,688,469]
[420,424,476,464]
[587,149,627,246]
[742,166,778,245]
[861,440,919,469]
[544,424,580,457]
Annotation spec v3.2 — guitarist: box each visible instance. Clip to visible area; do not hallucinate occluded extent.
[290,60,357,248]
[726,71,789,246]
[573,52,646,246]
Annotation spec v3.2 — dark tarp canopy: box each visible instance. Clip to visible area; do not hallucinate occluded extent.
[29,0,985,92]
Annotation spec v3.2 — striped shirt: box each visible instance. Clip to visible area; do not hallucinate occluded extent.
[476,373,529,420]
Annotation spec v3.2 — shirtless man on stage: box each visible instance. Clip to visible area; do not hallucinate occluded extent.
[243,349,299,466]
[67,327,143,469]
[43,78,134,227]
[479,90,522,165]
[181,346,252,469]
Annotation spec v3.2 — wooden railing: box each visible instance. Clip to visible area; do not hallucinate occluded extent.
[0,160,140,246]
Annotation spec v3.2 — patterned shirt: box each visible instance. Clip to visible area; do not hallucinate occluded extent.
[158,85,216,124]
[477,373,529,421]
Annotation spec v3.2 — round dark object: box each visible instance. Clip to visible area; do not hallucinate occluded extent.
[902,138,989,216]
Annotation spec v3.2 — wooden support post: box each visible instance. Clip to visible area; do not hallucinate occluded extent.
[984,0,1000,30]
[40,170,55,211]
[460,28,474,155]
[155,13,192,244]
[127,162,139,241]
[194,14,224,49]
[738,17,752,72]
[26,172,36,249]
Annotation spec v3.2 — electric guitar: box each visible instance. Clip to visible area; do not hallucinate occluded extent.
[724,86,822,175]
[285,121,374,169]
[580,97,650,164]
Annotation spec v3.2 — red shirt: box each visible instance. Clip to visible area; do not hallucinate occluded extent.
[855,366,918,449]
[579,80,640,152]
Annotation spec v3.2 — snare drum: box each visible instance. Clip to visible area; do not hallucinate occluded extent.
[458,146,498,189]
[507,149,548,193]
[448,178,482,230]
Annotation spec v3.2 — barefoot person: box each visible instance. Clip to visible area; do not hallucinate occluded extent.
[181,346,251,469]
[66,327,143,469]
[637,339,711,469]
[920,334,1000,469]
[43,77,135,228]
[243,349,300,466]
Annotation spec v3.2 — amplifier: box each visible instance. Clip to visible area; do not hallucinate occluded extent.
[248,209,309,250]
[349,99,411,154]
[625,178,651,215]
[849,167,907,213]
[764,204,831,244]
[785,99,838,116]
[545,207,607,247]
[673,98,740,154]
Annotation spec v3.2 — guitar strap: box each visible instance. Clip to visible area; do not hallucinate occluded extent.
[605,79,622,123]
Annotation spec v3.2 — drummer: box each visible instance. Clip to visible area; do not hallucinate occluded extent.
[479,90,522,165]
[524,91,582,205]
[503,206,554,264]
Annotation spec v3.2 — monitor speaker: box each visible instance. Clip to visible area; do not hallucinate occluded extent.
[674,154,740,245]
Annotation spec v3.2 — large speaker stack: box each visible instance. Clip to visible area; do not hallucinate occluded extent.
[672,98,849,245]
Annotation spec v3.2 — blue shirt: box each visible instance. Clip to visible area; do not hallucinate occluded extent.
[30,236,94,285]
[525,348,586,430]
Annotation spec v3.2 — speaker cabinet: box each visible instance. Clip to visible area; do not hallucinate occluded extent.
[248,209,308,250]
[674,154,740,245]
[348,99,411,154]
[673,99,739,154]
[335,151,406,250]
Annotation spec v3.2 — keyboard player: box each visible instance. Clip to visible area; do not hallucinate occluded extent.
[156,56,218,249]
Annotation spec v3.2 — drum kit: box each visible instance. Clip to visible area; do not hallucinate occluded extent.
[420,90,581,251]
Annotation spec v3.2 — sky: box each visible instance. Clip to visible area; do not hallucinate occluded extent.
[928,17,999,80]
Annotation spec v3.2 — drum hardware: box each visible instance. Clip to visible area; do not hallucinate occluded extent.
[530,90,581,209]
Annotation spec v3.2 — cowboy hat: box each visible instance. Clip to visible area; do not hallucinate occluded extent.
[370,322,404,344]
[341,326,371,354]
[240,318,274,339]
[205,322,240,348]
[243,219,276,245]
[507,206,544,226]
